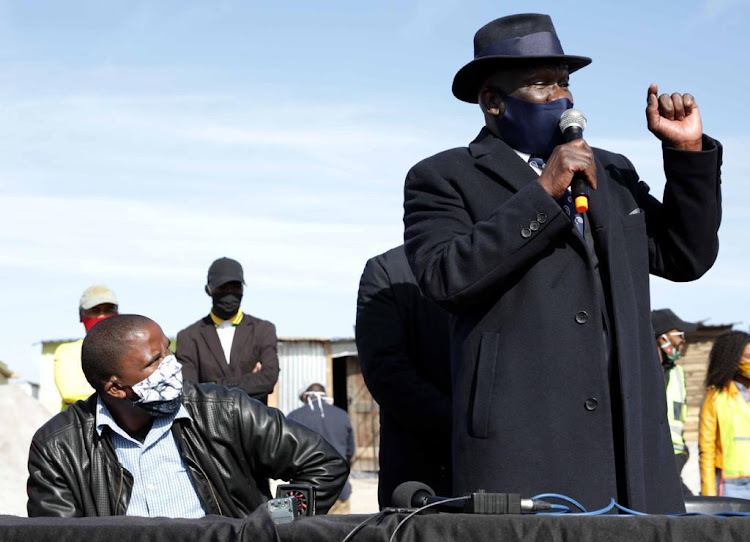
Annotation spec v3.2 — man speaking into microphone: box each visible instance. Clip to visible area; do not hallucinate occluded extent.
[403,13,722,513]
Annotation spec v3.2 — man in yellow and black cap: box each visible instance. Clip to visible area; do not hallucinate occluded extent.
[176,257,279,404]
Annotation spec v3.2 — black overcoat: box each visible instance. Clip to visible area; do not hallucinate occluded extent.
[355,245,452,506]
[403,128,722,513]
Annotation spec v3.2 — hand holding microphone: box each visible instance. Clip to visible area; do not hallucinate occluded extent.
[559,108,590,213]
[536,109,597,206]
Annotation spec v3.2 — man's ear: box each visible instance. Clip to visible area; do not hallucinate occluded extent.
[104,378,128,399]
[479,87,504,117]
[205,284,212,297]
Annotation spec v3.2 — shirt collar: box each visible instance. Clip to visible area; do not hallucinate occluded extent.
[513,149,546,176]
[210,308,243,327]
[95,395,191,438]
[514,149,531,163]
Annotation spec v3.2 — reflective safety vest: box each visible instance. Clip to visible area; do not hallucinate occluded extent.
[716,384,750,479]
[53,339,94,411]
[666,364,687,453]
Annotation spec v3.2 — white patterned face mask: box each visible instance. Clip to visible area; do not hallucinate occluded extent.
[130,354,184,416]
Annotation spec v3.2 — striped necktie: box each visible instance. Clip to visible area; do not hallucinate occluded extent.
[529,155,584,236]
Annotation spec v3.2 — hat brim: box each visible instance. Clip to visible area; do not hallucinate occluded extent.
[452,55,592,104]
[209,275,246,289]
[668,317,699,334]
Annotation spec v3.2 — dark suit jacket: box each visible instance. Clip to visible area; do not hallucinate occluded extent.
[356,245,452,507]
[404,128,722,514]
[176,312,280,404]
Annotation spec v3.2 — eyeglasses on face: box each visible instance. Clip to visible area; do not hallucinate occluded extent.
[667,331,685,339]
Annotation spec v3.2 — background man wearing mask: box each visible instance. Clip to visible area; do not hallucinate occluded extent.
[54,285,119,410]
[652,308,698,495]
[176,257,279,404]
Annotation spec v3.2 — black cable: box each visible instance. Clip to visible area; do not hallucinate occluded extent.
[388,496,471,542]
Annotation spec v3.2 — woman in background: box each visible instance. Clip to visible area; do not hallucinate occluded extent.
[699,331,750,497]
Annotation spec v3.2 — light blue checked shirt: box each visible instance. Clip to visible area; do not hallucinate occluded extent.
[95,397,206,518]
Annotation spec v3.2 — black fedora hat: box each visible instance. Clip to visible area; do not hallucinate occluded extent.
[452,13,592,104]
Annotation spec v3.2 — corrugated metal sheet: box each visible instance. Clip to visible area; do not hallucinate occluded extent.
[330,339,357,358]
[277,341,328,415]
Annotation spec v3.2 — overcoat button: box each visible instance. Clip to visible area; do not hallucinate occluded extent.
[529,220,540,231]
[537,213,547,224]
[575,311,588,324]
[585,398,598,411]
[521,228,532,238]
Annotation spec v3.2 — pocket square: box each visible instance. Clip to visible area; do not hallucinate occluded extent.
[629,208,642,215]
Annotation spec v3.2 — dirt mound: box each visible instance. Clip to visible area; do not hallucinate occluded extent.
[0,384,53,517]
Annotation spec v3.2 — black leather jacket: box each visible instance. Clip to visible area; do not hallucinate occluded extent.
[27,380,348,517]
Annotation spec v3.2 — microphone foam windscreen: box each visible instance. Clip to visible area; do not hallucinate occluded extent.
[391,481,435,508]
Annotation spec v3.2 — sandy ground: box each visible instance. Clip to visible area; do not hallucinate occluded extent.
[345,475,380,514]
[0,384,54,517]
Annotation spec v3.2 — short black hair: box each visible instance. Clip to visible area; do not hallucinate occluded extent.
[81,314,155,392]
[705,331,750,390]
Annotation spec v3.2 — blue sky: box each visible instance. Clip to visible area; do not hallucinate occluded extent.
[1,0,748,383]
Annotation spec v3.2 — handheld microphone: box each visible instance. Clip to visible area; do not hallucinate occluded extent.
[559,108,589,213]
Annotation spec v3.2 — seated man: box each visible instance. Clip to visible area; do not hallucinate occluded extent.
[27,314,348,518]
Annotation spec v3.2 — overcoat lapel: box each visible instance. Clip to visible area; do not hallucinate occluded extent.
[199,319,230,377]
[468,127,590,252]
[469,128,540,194]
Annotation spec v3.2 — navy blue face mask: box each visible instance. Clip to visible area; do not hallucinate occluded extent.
[499,95,573,157]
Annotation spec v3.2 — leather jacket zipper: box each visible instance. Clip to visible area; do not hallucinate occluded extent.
[115,466,124,515]
[185,453,223,516]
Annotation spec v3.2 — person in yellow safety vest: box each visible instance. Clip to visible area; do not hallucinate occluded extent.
[699,331,750,498]
[652,308,698,495]
[53,285,119,410]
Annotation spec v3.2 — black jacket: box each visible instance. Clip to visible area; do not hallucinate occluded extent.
[27,380,348,517]
[355,245,452,507]
[404,128,722,513]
